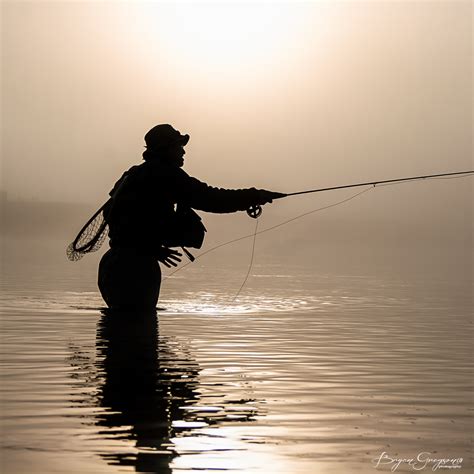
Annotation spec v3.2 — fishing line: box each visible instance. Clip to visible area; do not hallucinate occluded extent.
[163,171,473,295]
[228,187,374,304]
[256,186,374,235]
[229,173,472,301]
[163,185,374,282]
[257,172,472,237]
[230,217,259,303]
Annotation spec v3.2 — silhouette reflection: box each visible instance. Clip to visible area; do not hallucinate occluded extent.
[95,310,200,473]
[67,310,264,472]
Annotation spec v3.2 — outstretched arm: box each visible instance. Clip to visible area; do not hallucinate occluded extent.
[176,172,284,213]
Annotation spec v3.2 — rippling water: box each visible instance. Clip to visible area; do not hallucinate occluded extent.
[1,238,472,473]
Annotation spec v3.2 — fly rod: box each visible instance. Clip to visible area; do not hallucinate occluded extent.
[247,170,474,217]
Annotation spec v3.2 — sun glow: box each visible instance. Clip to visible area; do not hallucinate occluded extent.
[133,2,337,77]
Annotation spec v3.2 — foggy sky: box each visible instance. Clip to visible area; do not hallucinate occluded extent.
[1,1,472,227]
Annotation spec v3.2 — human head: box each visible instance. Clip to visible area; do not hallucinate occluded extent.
[143,124,189,165]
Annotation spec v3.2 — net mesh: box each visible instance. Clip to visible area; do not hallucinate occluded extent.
[66,203,109,261]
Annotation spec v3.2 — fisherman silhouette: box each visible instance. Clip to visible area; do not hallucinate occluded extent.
[98,124,284,311]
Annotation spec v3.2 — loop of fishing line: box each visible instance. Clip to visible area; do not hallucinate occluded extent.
[162,171,473,300]
[163,185,374,283]
[230,217,259,304]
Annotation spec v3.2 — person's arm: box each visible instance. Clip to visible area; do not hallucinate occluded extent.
[175,170,280,213]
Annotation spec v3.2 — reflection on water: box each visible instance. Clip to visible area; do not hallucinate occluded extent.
[0,255,472,473]
[96,312,197,472]
[67,311,262,473]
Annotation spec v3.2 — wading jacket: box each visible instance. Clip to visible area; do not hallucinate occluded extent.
[106,159,261,253]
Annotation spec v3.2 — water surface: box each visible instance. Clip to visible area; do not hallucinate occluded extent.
[1,238,472,473]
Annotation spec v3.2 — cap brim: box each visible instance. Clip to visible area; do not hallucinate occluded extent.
[145,133,190,150]
[179,134,190,146]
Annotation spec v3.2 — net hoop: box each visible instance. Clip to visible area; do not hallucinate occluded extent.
[66,200,111,261]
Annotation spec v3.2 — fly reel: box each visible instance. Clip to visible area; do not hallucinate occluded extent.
[246,204,262,219]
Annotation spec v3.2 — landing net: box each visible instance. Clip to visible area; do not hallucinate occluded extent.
[66,200,110,261]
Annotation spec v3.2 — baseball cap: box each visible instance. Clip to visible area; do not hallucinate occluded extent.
[144,124,190,150]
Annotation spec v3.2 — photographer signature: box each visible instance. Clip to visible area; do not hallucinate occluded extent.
[373,451,463,471]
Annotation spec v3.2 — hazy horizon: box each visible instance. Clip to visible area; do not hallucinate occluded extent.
[1,1,472,235]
